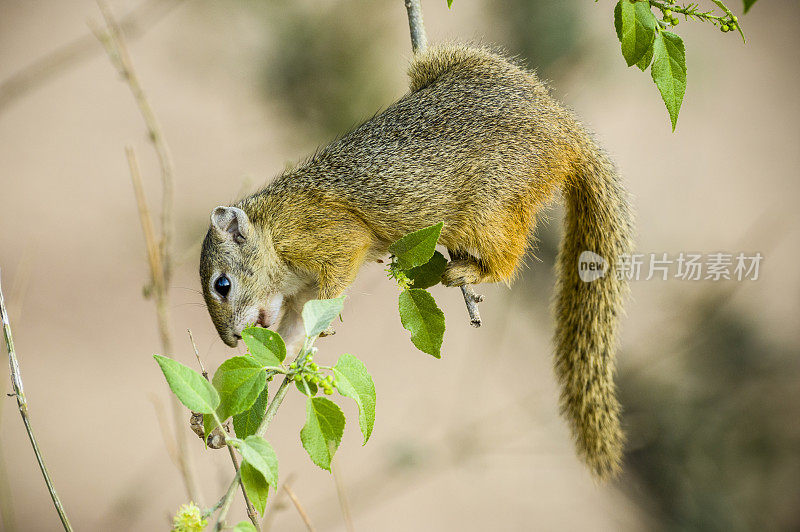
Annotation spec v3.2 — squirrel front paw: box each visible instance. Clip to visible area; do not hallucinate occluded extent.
[442,260,485,287]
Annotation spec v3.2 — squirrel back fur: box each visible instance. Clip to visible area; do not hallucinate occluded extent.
[201,44,633,479]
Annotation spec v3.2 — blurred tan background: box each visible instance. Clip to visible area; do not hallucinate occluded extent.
[1,0,799,530]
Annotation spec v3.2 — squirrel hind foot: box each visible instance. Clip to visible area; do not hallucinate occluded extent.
[441,259,489,287]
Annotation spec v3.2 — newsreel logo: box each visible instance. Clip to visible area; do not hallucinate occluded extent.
[578,251,607,282]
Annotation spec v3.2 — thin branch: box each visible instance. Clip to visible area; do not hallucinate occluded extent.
[402,2,485,326]
[212,472,241,531]
[211,353,298,525]
[226,446,262,531]
[404,0,428,54]
[187,329,208,380]
[0,0,184,115]
[94,7,201,505]
[284,482,317,532]
[0,270,73,531]
[188,330,261,530]
[459,285,484,328]
[92,1,176,285]
[331,458,354,532]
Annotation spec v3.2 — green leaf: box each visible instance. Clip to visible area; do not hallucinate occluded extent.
[233,382,269,439]
[300,397,345,471]
[388,222,444,270]
[636,43,654,71]
[302,297,346,338]
[447,0,453,8]
[233,521,257,532]
[616,0,657,67]
[205,356,268,436]
[398,288,445,358]
[153,355,219,414]
[333,353,376,444]
[240,462,269,515]
[651,31,687,131]
[406,251,447,289]
[743,0,757,13]
[242,327,286,366]
[239,435,279,488]
[213,357,268,419]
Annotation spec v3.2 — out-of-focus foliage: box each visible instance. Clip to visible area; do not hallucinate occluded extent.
[620,292,800,531]
[246,0,397,141]
[484,0,582,76]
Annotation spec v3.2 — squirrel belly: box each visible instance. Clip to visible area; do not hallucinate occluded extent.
[201,44,633,479]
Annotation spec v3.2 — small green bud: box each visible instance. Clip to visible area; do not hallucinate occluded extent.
[721,24,729,32]
[325,375,334,383]
[306,355,314,363]
[728,22,736,30]
[289,363,297,370]
[671,16,679,25]
[309,363,319,371]
[310,375,320,384]
[293,374,302,382]
[663,8,672,17]
[732,15,738,22]
[323,387,333,395]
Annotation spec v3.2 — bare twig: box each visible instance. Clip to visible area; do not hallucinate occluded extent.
[331,457,354,532]
[226,446,262,530]
[404,0,428,54]
[213,472,241,531]
[94,6,201,505]
[187,329,208,380]
[0,0,184,115]
[0,271,73,531]
[148,392,180,466]
[93,1,176,284]
[460,285,484,328]
[284,481,317,532]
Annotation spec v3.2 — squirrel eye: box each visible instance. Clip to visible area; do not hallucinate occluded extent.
[213,275,231,298]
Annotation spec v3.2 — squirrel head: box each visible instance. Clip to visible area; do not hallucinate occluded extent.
[200,205,299,347]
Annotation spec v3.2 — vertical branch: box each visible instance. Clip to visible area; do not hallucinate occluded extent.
[331,458,354,532]
[0,271,73,531]
[404,0,428,53]
[402,1,485,326]
[93,5,202,505]
[283,482,316,532]
[95,1,176,284]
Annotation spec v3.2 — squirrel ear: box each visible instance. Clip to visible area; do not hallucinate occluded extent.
[211,206,250,243]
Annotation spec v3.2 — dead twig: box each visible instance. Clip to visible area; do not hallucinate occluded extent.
[0,0,184,115]
[331,457,355,532]
[92,4,201,505]
[0,270,73,531]
[284,481,317,532]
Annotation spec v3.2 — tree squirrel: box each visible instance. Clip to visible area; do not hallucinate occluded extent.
[200,45,633,479]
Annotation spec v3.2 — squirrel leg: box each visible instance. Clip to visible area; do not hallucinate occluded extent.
[442,250,491,287]
[275,290,314,357]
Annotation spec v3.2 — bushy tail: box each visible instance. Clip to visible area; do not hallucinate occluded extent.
[553,148,633,479]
